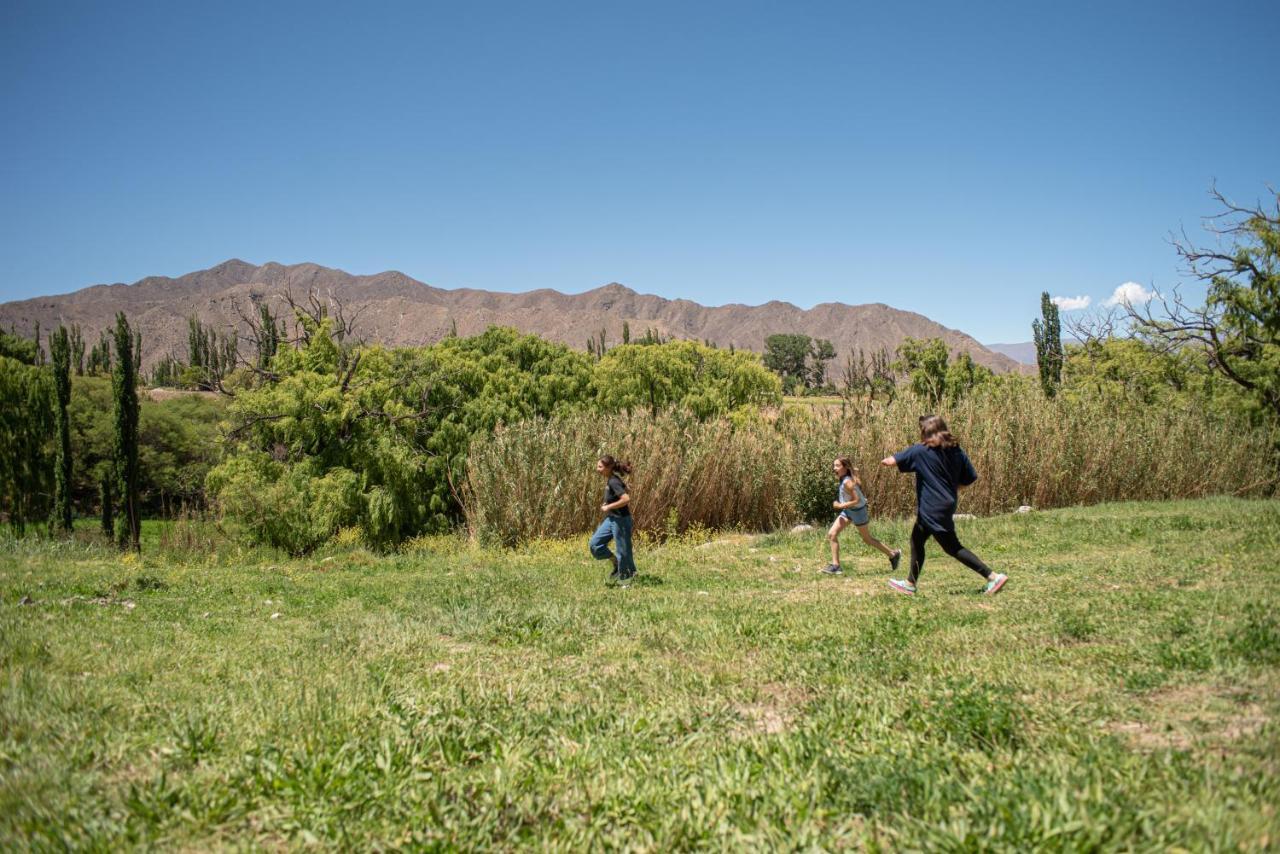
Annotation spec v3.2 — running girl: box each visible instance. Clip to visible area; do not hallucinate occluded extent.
[880,416,1008,596]
[589,455,636,586]
[821,456,902,575]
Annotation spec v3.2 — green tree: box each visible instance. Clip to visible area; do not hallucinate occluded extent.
[594,340,781,419]
[50,326,73,532]
[185,316,237,391]
[895,337,950,407]
[763,333,812,394]
[808,338,836,389]
[112,313,141,551]
[99,474,113,537]
[255,302,282,371]
[1032,292,1064,397]
[87,330,112,375]
[0,332,54,534]
[0,328,39,363]
[1125,187,1280,422]
[943,351,993,405]
[67,375,223,516]
[70,323,85,375]
[1062,337,1246,415]
[209,325,595,552]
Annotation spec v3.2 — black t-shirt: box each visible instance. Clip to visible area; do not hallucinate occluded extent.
[603,474,631,518]
[894,442,978,533]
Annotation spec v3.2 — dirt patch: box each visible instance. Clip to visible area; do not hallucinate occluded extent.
[1109,682,1270,752]
[732,682,807,737]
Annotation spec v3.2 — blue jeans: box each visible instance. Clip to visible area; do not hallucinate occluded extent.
[589,515,636,579]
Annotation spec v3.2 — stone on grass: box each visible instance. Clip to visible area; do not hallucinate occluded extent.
[791,524,813,534]
[955,513,976,521]
[1015,505,1033,514]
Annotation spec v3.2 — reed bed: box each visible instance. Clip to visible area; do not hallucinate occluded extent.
[464,384,1277,543]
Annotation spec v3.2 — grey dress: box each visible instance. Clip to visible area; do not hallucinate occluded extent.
[839,478,869,526]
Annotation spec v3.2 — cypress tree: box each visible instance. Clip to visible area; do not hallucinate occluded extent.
[50,326,73,533]
[112,312,141,552]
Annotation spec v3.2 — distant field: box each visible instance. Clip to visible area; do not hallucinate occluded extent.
[2,499,1278,849]
[782,394,845,408]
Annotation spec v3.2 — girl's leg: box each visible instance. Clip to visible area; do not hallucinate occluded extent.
[934,530,993,579]
[588,517,616,569]
[614,516,636,579]
[855,523,896,558]
[907,521,930,587]
[827,516,850,566]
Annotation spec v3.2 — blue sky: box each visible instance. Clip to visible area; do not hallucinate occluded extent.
[1,0,1276,343]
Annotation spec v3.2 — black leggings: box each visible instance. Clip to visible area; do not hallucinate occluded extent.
[909,521,992,586]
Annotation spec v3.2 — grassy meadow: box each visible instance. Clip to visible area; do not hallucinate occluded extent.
[2,498,1279,849]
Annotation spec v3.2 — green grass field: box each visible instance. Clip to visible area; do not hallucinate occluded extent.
[3,499,1278,850]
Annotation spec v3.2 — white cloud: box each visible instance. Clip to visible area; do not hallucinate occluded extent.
[1050,295,1091,311]
[1105,282,1156,307]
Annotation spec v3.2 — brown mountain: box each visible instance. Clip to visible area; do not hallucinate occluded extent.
[0,259,1021,374]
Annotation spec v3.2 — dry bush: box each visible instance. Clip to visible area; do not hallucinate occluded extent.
[464,383,1276,544]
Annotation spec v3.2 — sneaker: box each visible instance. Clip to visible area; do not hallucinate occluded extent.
[984,573,1008,595]
[819,564,843,575]
[889,549,902,571]
[888,578,916,595]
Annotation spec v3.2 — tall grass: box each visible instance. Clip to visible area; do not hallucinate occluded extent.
[465,383,1277,542]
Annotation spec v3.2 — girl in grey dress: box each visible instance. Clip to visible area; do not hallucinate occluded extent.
[821,457,902,575]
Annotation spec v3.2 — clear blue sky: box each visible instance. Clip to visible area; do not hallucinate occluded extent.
[2,0,1276,343]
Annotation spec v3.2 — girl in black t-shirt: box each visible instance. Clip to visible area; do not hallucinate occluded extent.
[880,415,1008,596]
[589,455,636,586]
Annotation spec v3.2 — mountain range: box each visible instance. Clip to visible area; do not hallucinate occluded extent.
[0,260,1022,374]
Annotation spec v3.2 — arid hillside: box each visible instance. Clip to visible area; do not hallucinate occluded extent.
[0,259,1021,373]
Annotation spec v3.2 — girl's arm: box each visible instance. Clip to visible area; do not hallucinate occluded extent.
[880,455,896,467]
[602,492,631,512]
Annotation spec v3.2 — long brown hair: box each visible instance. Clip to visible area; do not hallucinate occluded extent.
[918,414,959,448]
[835,456,857,481]
[599,455,633,476]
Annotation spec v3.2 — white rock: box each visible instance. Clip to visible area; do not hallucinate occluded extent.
[270,612,281,619]
[955,513,977,521]
[791,524,813,534]
[1015,505,1033,514]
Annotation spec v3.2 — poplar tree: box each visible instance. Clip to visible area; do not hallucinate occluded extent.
[99,475,114,538]
[1032,292,1063,398]
[0,330,54,534]
[70,324,85,375]
[50,325,73,532]
[257,302,281,369]
[112,312,141,552]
